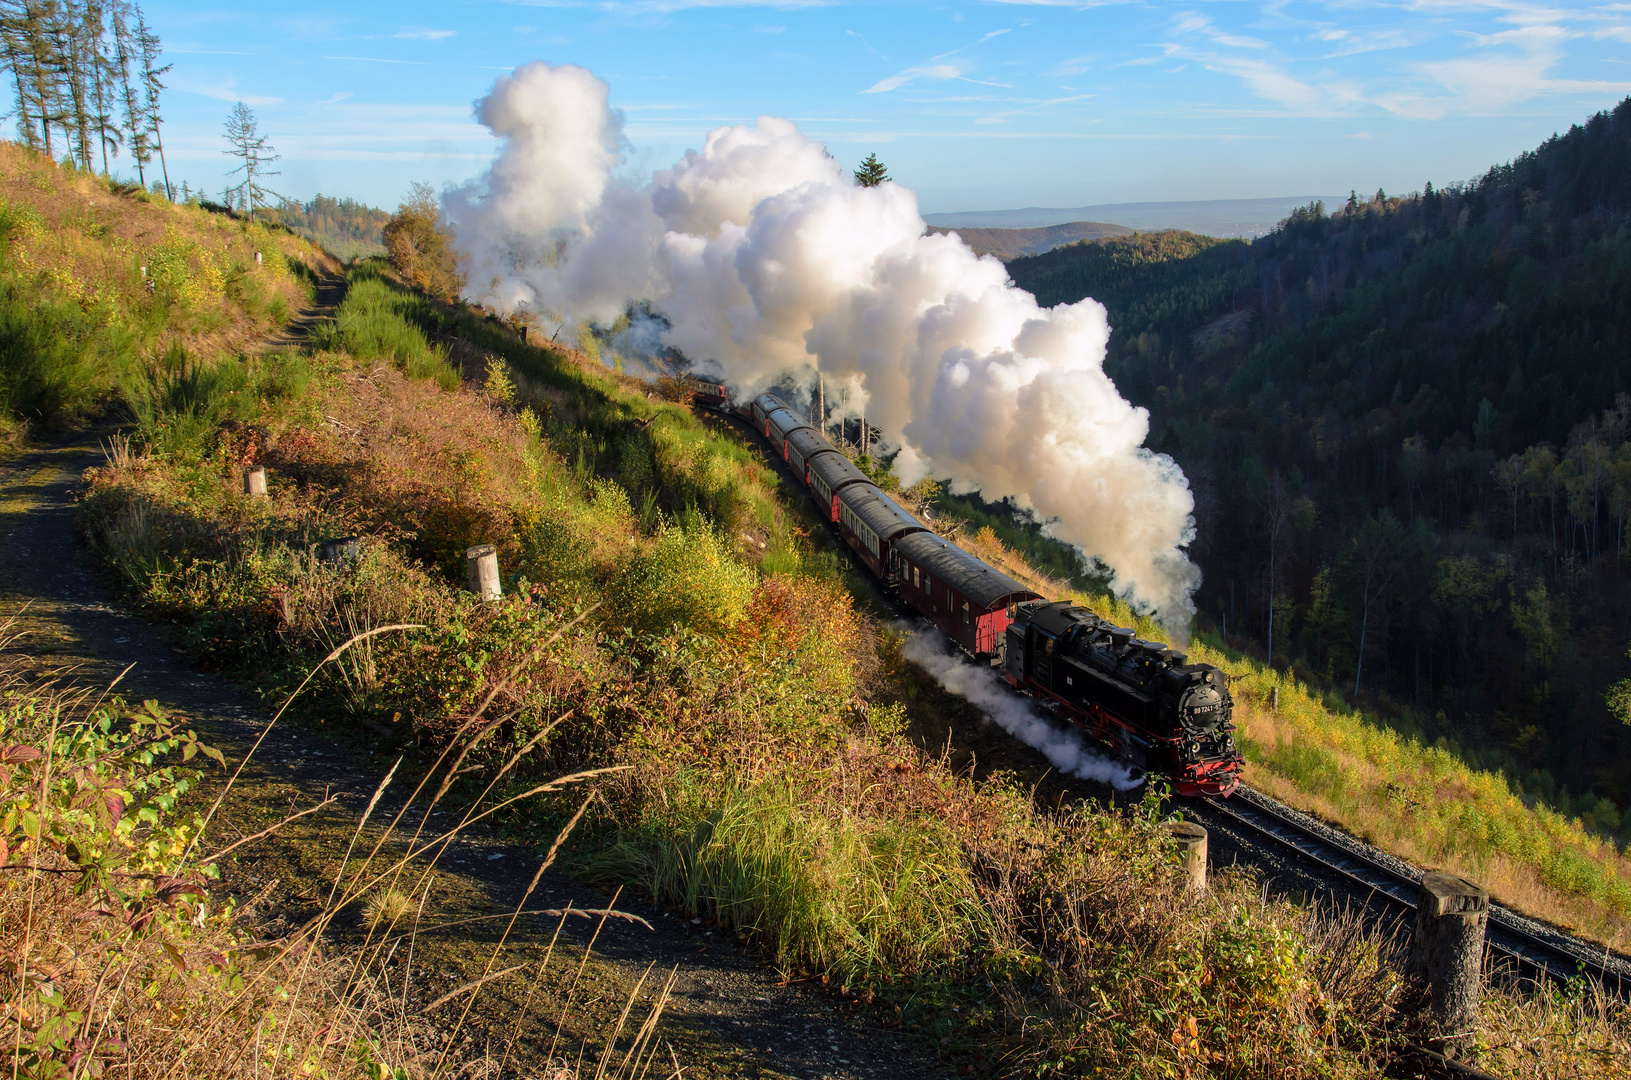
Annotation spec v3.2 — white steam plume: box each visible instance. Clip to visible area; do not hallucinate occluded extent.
[446,60,1200,628]
[900,629,1142,791]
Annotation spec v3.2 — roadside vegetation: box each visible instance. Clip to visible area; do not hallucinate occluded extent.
[1,142,1626,1077]
[0,615,676,1079]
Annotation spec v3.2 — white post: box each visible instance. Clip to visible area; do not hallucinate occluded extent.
[465,544,502,602]
[1166,822,1208,892]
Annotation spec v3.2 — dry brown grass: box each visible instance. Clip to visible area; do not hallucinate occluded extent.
[0,617,681,1080]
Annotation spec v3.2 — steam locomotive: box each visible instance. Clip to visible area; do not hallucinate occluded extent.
[721,386,1242,797]
[1004,601,1241,796]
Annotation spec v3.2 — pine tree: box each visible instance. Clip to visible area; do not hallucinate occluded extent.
[0,1,38,151]
[83,0,119,174]
[853,152,889,188]
[133,4,169,198]
[46,0,92,171]
[222,100,278,214]
[110,1,147,184]
[3,0,69,158]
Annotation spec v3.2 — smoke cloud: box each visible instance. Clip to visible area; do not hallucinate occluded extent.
[900,629,1143,791]
[446,60,1200,627]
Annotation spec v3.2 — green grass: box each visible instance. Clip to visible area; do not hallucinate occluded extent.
[581,777,987,986]
[310,266,458,389]
[0,200,146,424]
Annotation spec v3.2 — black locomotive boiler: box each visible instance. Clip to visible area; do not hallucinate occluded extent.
[728,389,1243,796]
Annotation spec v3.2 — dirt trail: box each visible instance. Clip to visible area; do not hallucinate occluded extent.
[262,273,347,351]
[0,289,952,1080]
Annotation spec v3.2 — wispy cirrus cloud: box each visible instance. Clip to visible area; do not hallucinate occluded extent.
[1375,21,1631,117]
[174,79,283,107]
[865,63,965,93]
[1160,3,1630,120]
[972,92,1093,124]
[864,28,1012,93]
[394,27,456,40]
[322,54,433,65]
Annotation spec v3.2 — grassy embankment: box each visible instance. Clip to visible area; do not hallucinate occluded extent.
[63,241,1629,1078]
[1,142,1624,1076]
[930,496,1631,948]
[0,141,339,461]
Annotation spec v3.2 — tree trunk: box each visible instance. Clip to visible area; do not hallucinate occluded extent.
[1354,591,1370,698]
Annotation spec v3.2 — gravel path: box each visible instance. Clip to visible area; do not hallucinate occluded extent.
[0,293,954,1080]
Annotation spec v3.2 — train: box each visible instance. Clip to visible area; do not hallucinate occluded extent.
[690,380,1242,797]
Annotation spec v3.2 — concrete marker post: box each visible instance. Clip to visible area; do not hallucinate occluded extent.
[1408,871,1488,1053]
[243,466,267,498]
[466,544,502,602]
[1166,821,1208,892]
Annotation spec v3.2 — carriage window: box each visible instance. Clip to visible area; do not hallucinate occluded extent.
[962,601,971,624]
[913,566,920,588]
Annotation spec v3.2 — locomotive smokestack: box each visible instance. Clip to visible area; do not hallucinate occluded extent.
[447,61,1202,632]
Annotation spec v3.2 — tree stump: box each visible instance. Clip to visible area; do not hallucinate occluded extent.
[465,544,502,602]
[243,466,267,498]
[1408,871,1488,1050]
[1166,821,1208,892]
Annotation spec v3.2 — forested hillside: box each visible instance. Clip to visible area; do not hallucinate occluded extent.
[1007,98,1631,826]
[275,194,390,260]
[924,218,1130,260]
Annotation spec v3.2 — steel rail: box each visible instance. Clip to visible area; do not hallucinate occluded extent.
[1195,786,1629,997]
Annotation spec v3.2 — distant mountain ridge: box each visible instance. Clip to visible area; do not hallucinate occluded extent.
[926,220,1131,261]
[926,196,1346,239]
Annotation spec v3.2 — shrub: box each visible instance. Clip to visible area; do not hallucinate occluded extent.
[613,522,758,639]
[382,181,462,299]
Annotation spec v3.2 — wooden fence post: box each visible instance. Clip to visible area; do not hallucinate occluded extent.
[1409,871,1488,1051]
[1166,821,1208,892]
[243,466,267,498]
[465,544,502,602]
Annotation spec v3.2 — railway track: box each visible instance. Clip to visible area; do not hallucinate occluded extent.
[1194,786,1631,997]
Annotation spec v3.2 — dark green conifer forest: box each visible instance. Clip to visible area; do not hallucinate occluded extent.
[1007,98,1631,829]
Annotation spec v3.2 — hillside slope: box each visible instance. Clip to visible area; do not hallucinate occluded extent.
[0,142,338,454]
[0,141,1624,1078]
[1008,98,1631,836]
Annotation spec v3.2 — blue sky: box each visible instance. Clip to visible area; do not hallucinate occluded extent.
[122,1,1631,214]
